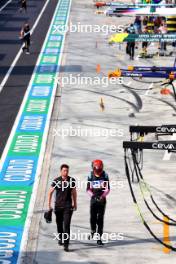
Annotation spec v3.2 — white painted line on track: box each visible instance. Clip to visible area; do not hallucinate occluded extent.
[0,0,12,12]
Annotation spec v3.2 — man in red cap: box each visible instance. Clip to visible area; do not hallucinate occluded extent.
[87,160,110,245]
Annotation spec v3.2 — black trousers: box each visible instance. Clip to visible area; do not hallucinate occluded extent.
[142,42,148,49]
[55,207,73,246]
[90,198,106,238]
[22,38,30,52]
[128,42,135,59]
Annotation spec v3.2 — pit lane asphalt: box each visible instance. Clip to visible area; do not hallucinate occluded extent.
[0,0,58,154]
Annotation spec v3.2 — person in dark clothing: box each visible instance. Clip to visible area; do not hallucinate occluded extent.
[142,41,148,52]
[126,24,136,60]
[48,164,77,252]
[19,0,27,13]
[142,26,148,54]
[134,16,142,34]
[128,42,135,60]
[20,23,30,54]
[87,160,110,246]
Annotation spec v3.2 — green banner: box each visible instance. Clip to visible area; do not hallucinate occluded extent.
[8,132,42,156]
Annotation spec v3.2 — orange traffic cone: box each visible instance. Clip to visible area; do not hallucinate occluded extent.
[96,64,101,73]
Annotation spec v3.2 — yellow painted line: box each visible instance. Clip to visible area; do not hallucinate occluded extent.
[163,216,171,254]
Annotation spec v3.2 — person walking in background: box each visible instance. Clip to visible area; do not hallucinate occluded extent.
[128,41,135,60]
[19,0,27,13]
[142,26,149,56]
[134,16,142,34]
[158,21,168,53]
[20,23,30,54]
[126,24,136,60]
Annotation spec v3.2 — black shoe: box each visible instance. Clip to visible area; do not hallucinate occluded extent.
[97,240,104,246]
[64,245,69,252]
